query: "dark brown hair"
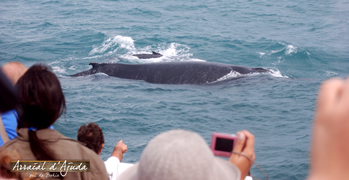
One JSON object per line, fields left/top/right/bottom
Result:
{"left": 77, "top": 123, "right": 105, "bottom": 154}
{"left": 16, "top": 64, "right": 66, "bottom": 160}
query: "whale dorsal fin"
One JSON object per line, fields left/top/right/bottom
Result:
{"left": 152, "top": 51, "right": 161, "bottom": 55}
{"left": 89, "top": 62, "right": 100, "bottom": 68}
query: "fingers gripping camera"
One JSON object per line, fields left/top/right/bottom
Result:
{"left": 210, "top": 132, "right": 238, "bottom": 157}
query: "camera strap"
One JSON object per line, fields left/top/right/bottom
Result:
{"left": 231, "top": 151, "right": 269, "bottom": 180}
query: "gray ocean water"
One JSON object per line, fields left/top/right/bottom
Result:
{"left": 1, "top": 0, "right": 349, "bottom": 179}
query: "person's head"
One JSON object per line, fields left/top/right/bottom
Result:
{"left": 77, "top": 123, "right": 105, "bottom": 155}
{"left": 16, "top": 64, "right": 66, "bottom": 160}
{"left": 1, "top": 62, "right": 28, "bottom": 85}
{"left": 118, "top": 129, "right": 240, "bottom": 180}
{"left": 17, "top": 64, "right": 66, "bottom": 129}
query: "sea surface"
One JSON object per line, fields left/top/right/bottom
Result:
{"left": 1, "top": 0, "right": 348, "bottom": 179}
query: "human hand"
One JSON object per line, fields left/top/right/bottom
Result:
{"left": 308, "top": 78, "right": 349, "bottom": 180}
{"left": 228, "top": 130, "right": 255, "bottom": 180}
{"left": 111, "top": 140, "right": 128, "bottom": 161}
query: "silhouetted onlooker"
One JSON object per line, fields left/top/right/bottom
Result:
{"left": 0, "top": 64, "right": 108, "bottom": 179}
{"left": 78, "top": 122, "right": 128, "bottom": 180}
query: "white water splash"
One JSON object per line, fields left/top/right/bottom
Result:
{"left": 83, "top": 55, "right": 104, "bottom": 59}
{"left": 88, "top": 35, "right": 205, "bottom": 63}
{"left": 269, "top": 68, "right": 288, "bottom": 78}
{"left": 89, "top": 35, "right": 136, "bottom": 55}
{"left": 51, "top": 66, "right": 66, "bottom": 73}
{"left": 119, "top": 42, "right": 205, "bottom": 63}
{"left": 49, "top": 56, "right": 83, "bottom": 74}
{"left": 216, "top": 71, "right": 242, "bottom": 82}
{"left": 285, "top": 44, "right": 297, "bottom": 55}
{"left": 48, "top": 61, "right": 66, "bottom": 73}
{"left": 215, "top": 68, "right": 288, "bottom": 82}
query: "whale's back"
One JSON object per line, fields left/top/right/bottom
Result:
{"left": 71, "top": 61, "right": 270, "bottom": 84}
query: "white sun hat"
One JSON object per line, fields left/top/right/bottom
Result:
{"left": 118, "top": 129, "right": 241, "bottom": 180}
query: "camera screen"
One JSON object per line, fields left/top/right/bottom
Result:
{"left": 214, "top": 137, "right": 234, "bottom": 152}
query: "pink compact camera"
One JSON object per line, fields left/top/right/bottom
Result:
{"left": 210, "top": 132, "right": 238, "bottom": 157}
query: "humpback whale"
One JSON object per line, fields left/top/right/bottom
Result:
{"left": 133, "top": 51, "right": 163, "bottom": 59}
{"left": 71, "top": 61, "right": 270, "bottom": 84}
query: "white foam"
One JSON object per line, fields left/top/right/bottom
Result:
{"left": 163, "top": 43, "right": 190, "bottom": 56}
{"left": 119, "top": 42, "right": 205, "bottom": 63}
{"left": 49, "top": 60, "right": 60, "bottom": 65}
{"left": 68, "top": 65, "right": 76, "bottom": 70}
{"left": 269, "top": 68, "right": 288, "bottom": 78}
{"left": 83, "top": 55, "right": 104, "bottom": 59}
{"left": 258, "top": 52, "right": 266, "bottom": 57}
{"left": 48, "top": 61, "right": 66, "bottom": 73}
{"left": 271, "top": 50, "right": 280, "bottom": 54}
{"left": 325, "top": 71, "right": 338, "bottom": 77}
{"left": 52, "top": 66, "right": 66, "bottom": 73}
{"left": 88, "top": 35, "right": 203, "bottom": 63}
{"left": 121, "top": 54, "right": 165, "bottom": 63}
{"left": 89, "top": 35, "right": 135, "bottom": 55}
{"left": 285, "top": 45, "right": 297, "bottom": 55}
{"left": 215, "top": 68, "right": 288, "bottom": 82}
{"left": 216, "top": 71, "right": 242, "bottom": 82}
{"left": 268, "top": 43, "right": 298, "bottom": 57}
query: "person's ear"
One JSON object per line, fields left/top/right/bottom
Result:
{"left": 98, "top": 143, "right": 104, "bottom": 156}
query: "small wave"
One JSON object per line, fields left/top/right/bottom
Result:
{"left": 269, "top": 43, "right": 298, "bottom": 56}
{"left": 259, "top": 42, "right": 302, "bottom": 58}
{"left": 325, "top": 71, "right": 338, "bottom": 77}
